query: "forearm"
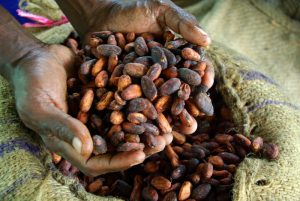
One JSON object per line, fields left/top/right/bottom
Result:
{"left": 0, "top": 6, "right": 43, "bottom": 81}
{"left": 55, "top": 0, "right": 103, "bottom": 37}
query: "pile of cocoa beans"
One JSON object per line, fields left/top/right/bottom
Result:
{"left": 52, "top": 31, "right": 279, "bottom": 201}
{"left": 66, "top": 31, "right": 214, "bottom": 154}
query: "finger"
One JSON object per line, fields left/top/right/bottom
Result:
{"left": 158, "top": 5, "right": 211, "bottom": 46}
{"left": 144, "top": 135, "right": 166, "bottom": 157}
{"left": 162, "top": 132, "right": 173, "bottom": 145}
{"left": 39, "top": 106, "right": 93, "bottom": 157}
{"left": 86, "top": 151, "right": 146, "bottom": 176}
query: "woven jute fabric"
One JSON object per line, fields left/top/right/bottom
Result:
{"left": 0, "top": 42, "right": 299, "bottom": 200}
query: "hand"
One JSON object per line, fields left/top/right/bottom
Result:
{"left": 84, "top": 0, "right": 211, "bottom": 46}
{"left": 12, "top": 44, "right": 145, "bottom": 176}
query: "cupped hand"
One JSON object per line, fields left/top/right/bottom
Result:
{"left": 86, "top": 0, "right": 211, "bottom": 46}
{"left": 12, "top": 44, "right": 145, "bottom": 176}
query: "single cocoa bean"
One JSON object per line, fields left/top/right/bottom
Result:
{"left": 182, "top": 48, "right": 201, "bottom": 61}
{"left": 108, "top": 54, "right": 119, "bottom": 73}
{"left": 263, "top": 143, "right": 279, "bottom": 160}
{"left": 156, "top": 113, "right": 172, "bottom": 134}
{"left": 142, "top": 123, "right": 160, "bottom": 136}
{"left": 208, "top": 156, "right": 224, "bottom": 168}
{"left": 178, "top": 68, "right": 201, "bottom": 86}
{"left": 95, "top": 70, "right": 109, "bottom": 88}
{"left": 193, "top": 92, "right": 214, "bottom": 116}
{"left": 134, "top": 56, "right": 153, "bottom": 66}
{"left": 96, "top": 91, "right": 114, "bottom": 110}
{"left": 110, "top": 131, "right": 125, "bottom": 146}
{"left": 115, "top": 33, "right": 126, "bottom": 49}
{"left": 135, "top": 36, "right": 149, "bottom": 56}
{"left": 155, "top": 95, "right": 172, "bottom": 113}
{"left": 126, "top": 32, "right": 136, "bottom": 43}
{"left": 127, "top": 113, "right": 147, "bottom": 124}
{"left": 234, "top": 134, "right": 252, "bottom": 148}
{"left": 251, "top": 137, "right": 264, "bottom": 153}
{"left": 162, "top": 67, "right": 178, "bottom": 79}
{"left": 122, "top": 122, "right": 145, "bottom": 135}
{"left": 130, "top": 175, "right": 142, "bottom": 201}
{"left": 163, "top": 191, "right": 178, "bottom": 201}
{"left": 110, "top": 111, "right": 125, "bottom": 125}
{"left": 143, "top": 99, "right": 158, "bottom": 120}
{"left": 214, "top": 134, "right": 234, "bottom": 144}
{"left": 151, "top": 46, "right": 168, "bottom": 69}
{"left": 185, "top": 100, "right": 201, "bottom": 117}
{"left": 191, "top": 184, "right": 211, "bottom": 200}
{"left": 142, "top": 186, "right": 158, "bottom": 201}
{"left": 107, "top": 34, "right": 117, "bottom": 45}
{"left": 124, "top": 63, "right": 148, "bottom": 78}
{"left": 96, "top": 44, "right": 122, "bottom": 57}
{"left": 165, "top": 39, "right": 187, "bottom": 49}
{"left": 128, "top": 98, "right": 149, "bottom": 113}
{"left": 172, "top": 131, "right": 186, "bottom": 145}
{"left": 80, "top": 89, "right": 94, "bottom": 112}
{"left": 141, "top": 76, "right": 158, "bottom": 101}
{"left": 171, "top": 165, "right": 186, "bottom": 180}
{"left": 147, "top": 63, "right": 162, "bottom": 81}
{"left": 118, "top": 75, "right": 132, "bottom": 91}
{"left": 171, "top": 98, "right": 185, "bottom": 116}
{"left": 93, "top": 135, "right": 107, "bottom": 155}
{"left": 160, "top": 78, "right": 181, "bottom": 96}
{"left": 151, "top": 176, "right": 172, "bottom": 190}
{"left": 178, "top": 181, "right": 192, "bottom": 201}
{"left": 92, "top": 56, "right": 107, "bottom": 76}
{"left": 121, "top": 84, "right": 142, "bottom": 100}
{"left": 125, "top": 134, "right": 140, "bottom": 143}
{"left": 117, "top": 142, "right": 145, "bottom": 152}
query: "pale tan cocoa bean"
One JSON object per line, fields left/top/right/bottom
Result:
{"left": 165, "top": 145, "right": 179, "bottom": 168}
{"left": 118, "top": 75, "right": 132, "bottom": 91}
{"left": 178, "top": 181, "right": 192, "bottom": 201}
{"left": 95, "top": 70, "right": 109, "bottom": 88}
{"left": 123, "top": 63, "right": 148, "bottom": 78}
{"left": 121, "top": 84, "right": 142, "bottom": 100}
{"left": 127, "top": 113, "right": 147, "bottom": 124}
{"left": 110, "top": 111, "right": 125, "bottom": 125}
{"left": 77, "top": 111, "right": 88, "bottom": 124}
{"left": 108, "top": 54, "right": 119, "bottom": 73}
{"left": 182, "top": 48, "right": 201, "bottom": 61}
{"left": 92, "top": 56, "right": 107, "bottom": 76}
{"left": 126, "top": 32, "right": 136, "bottom": 43}
{"left": 156, "top": 113, "right": 172, "bottom": 134}
{"left": 80, "top": 89, "right": 94, "bottom": 112}
{"left": 172, "top": 131, "right": 186, "bottom": 145}
{"left": 155, "top": 96, "right": 172, "bottom": 113}
{"left": 96, "top": 91, "right": 114, "bottom": 111}
{"left": 114, "top": 91, "right": 127, "bottom": 105}
{"left": 115, "top": 33, "right": 126, "bottom": 49}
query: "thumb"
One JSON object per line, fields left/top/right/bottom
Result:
{"left": 158, "top": 5, "right": 211, "bottom": 46}
{"left": 39, "top": 106, "right": 93, "bottom": 157}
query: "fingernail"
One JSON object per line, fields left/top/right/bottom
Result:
{"left": 72, "top": 137, "right": 82, "bottom": 154}
{"left": 194, "top": 26, "right": 211, "bottom": 45}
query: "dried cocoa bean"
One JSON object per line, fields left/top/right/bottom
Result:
{"left": 178, "top": 181, "right": 192, "bottom": 201}
{"left": 263, "top": 143, "right": 279, "bottom": 160}
{"left": 178, "top": 68, "right": 201, "bottom": 86}
{"left": 142, "top": 123, "right": 160, "bottom": 136}
{"left": 93, "top": 135, "right": 107, "bottom": 155}
{"left": 251, "top": 137, "right": 263, "bottom": 153}
{"left": 134, "top": 56, "right": 153, "bottom": 66}
{"left": 151, "top": 176, "right": 172, "bottom": 190}
{"left": 156, "top": 113, "right": 172, "bottom": 134}
{"left": 118, "top": 75, "right": 132, "bottom": 91}
{"left": 126, "top": 32, "right": 136, "bottom": 43}
{"left": 191, "top": 184, "right": 211, "bottom": 200}
{"left": 107, "top": 34, "right": 117, "bottom": 45}
{"left": 141, "top": 76, "right": 157, "bottom": 101}
{"left": 147, "top": 63, "right": 162, "bottom": 81}
{"left": 122, "top": 122, "right": 145, "bottom": 135}
{"left": 142, "top": 186, "right": 158, "bottom": 201}
{"left": 182, "top": 48, "right": 201, "bottom": 61}
{"left": 110, "top": 111, "right": 125, "bottom": 125}
{"left": 121, "top": 84, "right": 142, "bottom": 100}
{"left": 165, "top": 39, "right": 187, "bottom": 49}
{"left": 96, "top": 44, "right": 122, "bottom": 57}
{"left": 96, "top": 91, "right": 114, "bottom": 110}
{"left": 128, "top": 98, "right": 149, "bottom": 113}
{"left": 80, "top": 89, "right": 94, "bottom": 112}
{"left": 127, "top": 112, "right": 147, "bottom": 124}
{"left": 234, "top": 134, "right": 252, "bottom": 148}
{"left": 193, "top": 92, "right": 214, "bottom": 116}
{"left": 162, "top": 67, "right": 178, "bottom": 79}
{"left": 151, "top": 46, "right": 168, "bottom": 69}
{"left": 117, "top": 142, "right": 145, "bottom": 152}
{"left": 95, "top": 70, "right": 109, "bottom": 88}
{"left": 108, "top": 54, "right": 119, "bottom": 73}
{"left": 155, "top": 95, "right": 172, "bottom": 113}
{"left": 124, "top": 63, "right": 148, "bottom": 78}
{"left": 159, "top": 78, "right": 181, "bottom": 96}
{"left": 135, "top": 36, "right": 149, "bottom": 56}
{"left": 171, "top": 98, "right": 185, "bottom": 116}
{"left": 92, "top": 56, "right": 107, "bottom": 76}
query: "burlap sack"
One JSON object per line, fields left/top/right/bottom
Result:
{"left": 0, "top": 42, "right": 299, "bottom": 200}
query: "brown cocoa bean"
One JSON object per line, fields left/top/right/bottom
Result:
{"left": 79, "top": 59, "right": 94, "bottom": 84}
{"left": 151, "top": 46, "right": 168, "bottom": 69}
{"left": 160, "top": 78, "right": 181, "bottom": 96}
{"left": 154, "top": 78, "right": 165, "bottom": 88}
{"left": 177, "top": 84, "right": 191, "bottom": 101}
{"left": 162, "top": 67, "right": 178, "bottom": 79}
{"left": 171, "top": 98, "right": 185, "bottom": 116}
{"left": 147, "top": 63, "right": 162, "bottom": 81}
{"left": 95, "top": 70, "right": 109, "bottom": 88}
{"left": 118, "top": 75, "right": 132, "bottom": 91}
{"left": 110, "top": 131, "right": 125, "bottom": 146}
{"left": 134, "top": 56, "right": 153, "bottom": 66}
{"left": 96, "top": 44, "right": 122, "bottom": 57}
{"left": 77, "top": 111, "right": 88, "bottom": 124}
{"left": 172, "top": 131, "right": 186, "bottom": 145}
{"left": 165, "top": 145, "right": 179, "bottom": 168}
{"left": 165, "top": 39, "right": 187, "bottom": 49}
{"left": 263, "top": 143, "right": 279, "bottom": 160}
{"left": 92, "top": 56, "right": 107, "bottom": 76}
{"left": 51, "top": 153, "right": 62, "bottom": 164}
{"left": 90, "top": 114, "right": 103, "bottom": 130}
{"left": 96, "top": 88, "right": 108, "bottom": 99}
{"left": 163, "top": 31, "right": 175, "bottom": 43}
{"left": 212, "top": 170, "right": 231, "bottom": 179}
{"left": 163, "top": 191, "right": 177, "bottom": 201}
{"left": 141, "top": 76, "right": 157, "bottom": 101}
{"left": 151, "top": 176, "right": 172, "bottom": 190}
{"left": 124, "top": 43, "right": 136, "bottom": 53}
{"left": 93, "top": 135, "right": 107, "bottom": 155}
{"left": 143, "top": 100, "right": 158, "bottom": 120}
{"left": 193, "top": 92, "right": 214, "bottom": 116}
{"left": 144, "top": 161, "right": 160, "bottom": 173}
{"left": 142, "top": 123, "right": 160, "bottom": 136}
{"left": 122, "top": 122, "right": 145, "bottom": 135}
{"left": 155, "top": 95, "right": 172, "bottom": 113}
{"left": 141, "top": 33, "right": 155, "bottom": 42}
{"left": 178, "top": 68, "right": 201, "bottom": 86}
{"left": 143, "top": 133, "right": 158, "bottom": 148}
{"left": 107, "top": 34, "right": 117, "bottom": 45}
{"left": 115, "top": 33, "right": 126, "bottom": 49}
{"left": 117, "top": 142, "right": 145, "bottom": 152}
{"left": 208, "top": 156, "right": 224, "bottom": 168}
{"left": 121, "top": 84, "right": 142, "bottom": 100}
{"left": 88, "top": 37, "right": 102, "bottom": 48}
{"left": 125, "top": 134, "right": 140, "bottom": 143}
{"left": 130, "top": 175, "right": 142, "bottom": 201}
{"left": 107, "top": 54, "right": 119, "bottom": 73}
{"left": 126, "top": 32, "right": 136, "bottom": 43}
{"left": 201, "top": 60, "right": 215, "bottom": 90}
{"left": 87, "top": 179, "right": 103, "bottom": 193}
{"left": 110, "top": 64, "right": 124, "bottom": 85}
{"left": 162, "top": 48, "right": 177, "bottom": 67}
{"left": 171, "top": 165, "right": 186, "bottom": 180}
{"left": 181, "top": 48, "right": 201, "bottom": 61}
{"left": 135, "top": 36, "right": 149, "bottom": 56}
{"left": 128, "top": 98, "right": 149, "bottom": 113}
{"left": 80, "top": 89, "right": 94, "bottom": 112}
{"left": 124, "top": 63, "right": 148, "bottom": 78}
{"left": 96, "top": 91, "right": 114, "bottom": 110}
{"left": 178, "top": 181, "right": 192, "bottom": 201}
{"left": 142, "top": 186, "right": 158, "bottom": 201}
{"left": 108, "top": 100, "right": 123, "bottom": 111}
{"left": 251, "top": 137, "right": 264, "bottom": 153}
{"left": 179, "top": 109, "right": 193, "bottom": 127}
{"left": 107, "top": 124, "right": 122, "bottom": 138}
{"left": 127, "top": 113, "right": 147, "bottom": 124}
{"left": 156, "top": 113, "right": 172, "bottom": 134}
{"left": 234, "top": 134, "right": 252, "bottom": 148}
{"left": 114, "top": 91, "right": 127, "bottom": 105}
{"left": 147, "top": 41, "right": 163, "bottom": 49}
{"left": 218, "top": 152, "right": 240, "bottom": 164}
{"left": 92, "top": 31, "right": 113, "bottom": 39}
{"left": 214, "top": 134, "right": 234, "bottom": 144}
{"left": 191, "top": 184, "right": 211, "bottom": 200}
{"left": 185, "top": 100, "right": 201, "bottom": 117}
{"left": 110, "top": 111, "right": 125, "bottom": 125}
